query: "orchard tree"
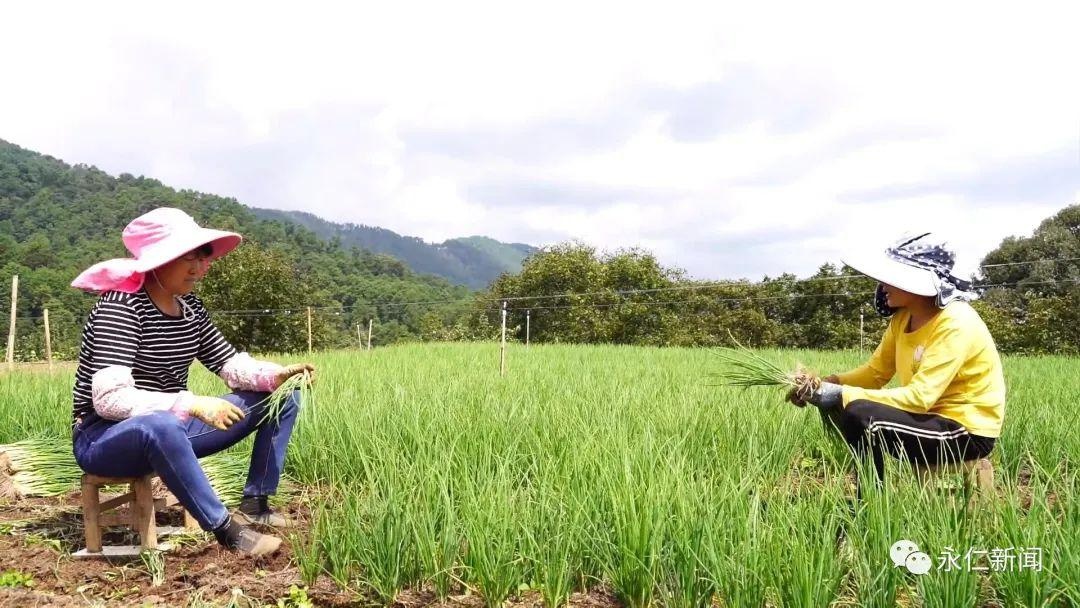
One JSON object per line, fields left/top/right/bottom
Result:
{"left": 198, "top": 242, "right": 326, "bottom": 353}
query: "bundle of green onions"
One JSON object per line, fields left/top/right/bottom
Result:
{"left": 199, "top": 451, "right": 249, "bottom": 507}
{"left": 0, "top": 437, "right": 83, "bottom": 498}
{"left": 0, "top": 437, "right": 249, "bottom": 504}
{"left": 259, "top": 369, "right": 314, "bottom": 426}
{"left": 712, "top": 336, "right": 820, "bottom": 403}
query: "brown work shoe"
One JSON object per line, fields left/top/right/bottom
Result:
{"left": 233, "top": 508, "right": 294, "bottom": 528}
{"left": 231, "top": 526, "right": 282, "bottom": 556}
{"left": 234, "top": 495, "right": 294, "bottom": 528}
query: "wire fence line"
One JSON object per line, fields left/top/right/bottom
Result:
{"left": 7, "top": 271, "right": 1080, "bottom": 323}
{"left": 200, "top": 255, "right": 1080, "bottom": 315}
{"left": 4, "top": 274, "right": 1078, "bottom": 366}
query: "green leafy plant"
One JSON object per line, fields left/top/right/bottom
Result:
{"left": 0, "top": 569, "right": 34, "bottom": 589}
{"left": 274, "top": 585, "right": 314, "bottom": 608}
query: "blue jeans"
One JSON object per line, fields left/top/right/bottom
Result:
{"left": 72, "top": 390, "right": 301, "bottom": 531}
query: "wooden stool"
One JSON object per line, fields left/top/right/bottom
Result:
{"left": 914, "top": 458, "right": 995, "bottom": 493}
{"left": 75, "top": 473, "right": 198, "bottom": 558}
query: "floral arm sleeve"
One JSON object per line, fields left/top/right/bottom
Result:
{"left": 218, "top": 353, "right": 284, "bottom": 392}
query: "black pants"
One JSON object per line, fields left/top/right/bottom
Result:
{"left": 821, "top": 399, "right": 995, "bottom": 481}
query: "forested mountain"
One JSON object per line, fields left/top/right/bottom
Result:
{"left": 251, "top": 208, "right": 536, "bottom": 288}
{"left": 0, "top": 139, "right": 475, "bottom": 357}
{"left": 2, "top": 137, "right": 1075, "bottom": 359}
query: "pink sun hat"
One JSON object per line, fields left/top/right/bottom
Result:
{"left": 71, "top": 207, "right": 242, "bottom": 293}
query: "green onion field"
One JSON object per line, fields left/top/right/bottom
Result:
{"left": 2, "top": 343, "right": 1077, "bottom": 606}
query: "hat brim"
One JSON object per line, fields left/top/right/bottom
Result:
{"left": 69, "top": 230, "right": 242, "bottom": 293}
{"left": 133, "top": 229, "right": 243, "bottom": 272}
{"left": 841, "top": 250, "right": 938, "bottom": 297}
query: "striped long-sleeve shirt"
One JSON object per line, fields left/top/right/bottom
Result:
{"left": 72, "top": 289, "right": 255, "bottom": 427}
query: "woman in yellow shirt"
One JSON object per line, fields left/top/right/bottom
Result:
{"left": 791, "top": 233, "right": 1006, "bottom": 481}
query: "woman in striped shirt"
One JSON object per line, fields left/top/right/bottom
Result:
{"left": 71, "top": 208, "right": 315, "bottom": 556}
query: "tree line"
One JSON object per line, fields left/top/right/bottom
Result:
{"left": 464, "top": 204, "right": 1079, "bottom": 355}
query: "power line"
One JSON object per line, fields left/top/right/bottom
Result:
{"left": 7, "top": 257, "right": 1079, "bottom": 321}
{"left": 511, "top": 291, "right": 870, "bottom": 313}
{"left": 192, "top": 277, "right": 1080, "bottom": 318}
{"left": 207, "top": 262, "right": 1080, "bottom": 316}
{"left": 507, "top": 278, "right": 1080, "bottom": 313}
{"left": 10, "top": 276, "right": 1079, "bottom": 322}
{"left": 211, "top": 297, "right": 478, "bottom": 316}
{"left": 204, "top": 276, "right": 864, "bottom": 316}
{"left": 979, "top": 256, "right": 1080, "bottom": 268}
{"left": 204, "top": 276, "right": 851, "bottom": 315}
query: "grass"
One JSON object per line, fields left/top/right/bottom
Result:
{"left": 1, "top": 342, "right": 1077, "bottom": 606}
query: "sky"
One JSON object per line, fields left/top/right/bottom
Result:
{"left": 1, "top": 1, "right": 1078, "bottom": 280}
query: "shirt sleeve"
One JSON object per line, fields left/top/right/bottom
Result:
{"left": 87, "top": 297, "right": 142, "bottom": 369}
{"left": 835, "top": 317, "right": 898, "bottom": 389}
{"left": 191, "top": 295, "right": 239, "bottom": 375}
{"left": 842, "top": 319, "right": 972, "bottom": 413}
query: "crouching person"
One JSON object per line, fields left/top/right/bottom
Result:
{"left": 790, "top": 233, "right": 1005, "bottom": 484}
{"left": 70, "top": 207, "right": 315, "bottom": 556}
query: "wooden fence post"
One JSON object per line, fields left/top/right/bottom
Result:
{"left": 44, "top": 308, "right": 53, "bottom": 371}
{"left": 499, "top": 301, "right": 507, "bottom": 376}
{"left": 5, "top": 275, "right": 17, "bottom": 372}
{"left": 859, "top": 313, "right": 865, "bottom": 354}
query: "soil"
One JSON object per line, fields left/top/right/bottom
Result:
{"left": 0, "top": 493, "right": 352, "bottom": 607}
{"left": 0, "top": 492, "right": 624, "bottom": 608}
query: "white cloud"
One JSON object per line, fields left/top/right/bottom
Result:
{"left": 1, "top": 0, "right": 1077, "bottom": 281}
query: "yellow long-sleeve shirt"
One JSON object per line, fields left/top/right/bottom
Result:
{"left": 837, "top": 302, "right": 1006, "bottom": 438}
